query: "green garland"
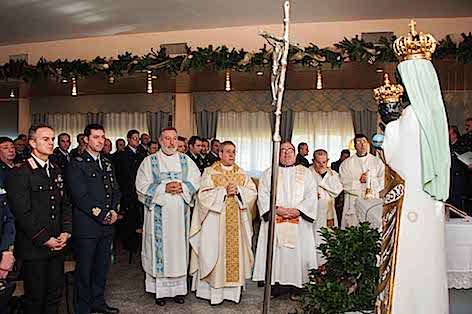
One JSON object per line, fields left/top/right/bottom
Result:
{"left": 1, "top": 33, "right": 471, "bottom": 83}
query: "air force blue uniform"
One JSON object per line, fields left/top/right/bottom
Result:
{"left": 65, "top": 150, "right": 120, "bottom": 314}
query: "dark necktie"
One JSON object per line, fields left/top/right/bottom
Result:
{"left": 96, "top": 158, "right": 102, "bottom": 170}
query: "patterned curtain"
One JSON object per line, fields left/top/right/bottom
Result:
{"left": 31, "top": 113, "right": 49, "bottom": 125}
{"left": 86, "top": 112, "right": 104, "bottom": 125}
{"left": 147, "top": 112, "right": 170, "bottom": 141}
{"left": 351, "top": 110, "right": 378, "bottom": 142}
{"left": 196, "top": 111, "right": 218, "bottom": 139}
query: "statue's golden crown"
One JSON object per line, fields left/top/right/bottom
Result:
{"left": 393, "top": 20, "right": 437, "bottom": 61}
{"left": 373, "top": 73, "right": 404, "bottom": 103}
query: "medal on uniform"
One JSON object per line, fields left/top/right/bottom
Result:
{"left": 92, "top": 207, "right": 101, "bottom": 217}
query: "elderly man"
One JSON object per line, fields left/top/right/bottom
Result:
{"left": 189, "top": 141, "right": 257, "bottom": 305}
{"left": 136, "top": 127, "right": 200, "bottom": 306}
{"left": 0, "top": 137, "right": 16, "bottom": 175}
{"left": 309, "top": 149, "right": 343, "bottom": 265}
{"left": 339, "top": 134, "right": 384, "bottom": 227}
{"left": 50, "top": 133, "right": 71, "bottom": 170}
{"left": 7, "top": 124, "right": 72, "bottom": 314}
{"left": 253, "top": 141, "right": 317, "bottom": 300}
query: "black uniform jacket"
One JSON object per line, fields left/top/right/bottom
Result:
{"left": 65, "top": 151, "right": 120, "bottom": 238}
{"left": 6, "top": 157, "right": 72, "bottom": 260}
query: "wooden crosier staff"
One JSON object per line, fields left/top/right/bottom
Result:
{"left": 260, "top": 2, "right": 290, "bottom": 313}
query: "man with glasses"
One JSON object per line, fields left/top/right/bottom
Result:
{"left": 189, "top": 141, "right": 257, "bottom": 305}
{"left": 114, "top": 130, "right": 145, "bottom": 256}
{"left": 253, "top": 142, "right": 318, "bottom": 301}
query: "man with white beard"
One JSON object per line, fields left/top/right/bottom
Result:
{"left": 309, "top": 149, "right": 343, "bottom": 265}
{"left": 253, "top": 141, "right": 318, "bottom": 300}
{"left": 136, "top": 127, "right": 201, "bottom": 306}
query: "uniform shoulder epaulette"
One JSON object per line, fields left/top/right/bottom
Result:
{"left": 27, "top": 158, "right": 38, "bottom": 170}
{"left": 75, "top": 156, "right": 83, "bottom": 161}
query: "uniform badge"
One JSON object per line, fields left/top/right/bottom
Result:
{"left": 27, "top": 158, "right": 38, "bottom": 170}
{"left": 106, "top": 163, "right": 112, "bottom": 173}
{"left": 92, "top": 207, "right": 102, "bottom": 217}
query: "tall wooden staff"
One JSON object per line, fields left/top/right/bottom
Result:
{"left": 260, "top": 2, "right": 290, "bottom": 313}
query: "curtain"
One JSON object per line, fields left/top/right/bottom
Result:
{"left": 32, "top": 113, "right": 49, "bottom": 125}
{"left": 196, "top": 111, "right": 218, "bottom": 139}
{"left": 216, "top": 112, "right": 272, "bottom": 178}
{"left": 351, "top": 110, "right": 378, "bottom": 142}
{"left": 103, "top": 112, "right": 149, "bottom": 153}
{"left": 292, "top": 111, "right": 355, "bottom": 165}
{"left": 147, "top": 112, "right": 170, "bottom": 141}
{"left": 270, "top": 110, "right": 294, "bottom": 142}
{"left": 47, "top": 113, "right": 87, "bottom": 149}
{"left": 86, "top": 112, "right": 104, "bottom": 125}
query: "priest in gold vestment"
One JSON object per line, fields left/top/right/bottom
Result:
{"left": 190, "top": 141, "right": 257, "bottom": 304}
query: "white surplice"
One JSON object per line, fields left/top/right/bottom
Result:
{"left": 136, "top": 150, "right": 200, "bottom": 299}
{"left": 252, "top": 165, "right": 318, "bottom": 288}
{"left": 383, "top": 105, "right": 448, "bottom": 314}
{"left": 189, "top": 162, "right": 257, "bottom": 304}
{"left": 309, "top": 167, "right": 343, "bottom": 265}
{"left": 339, "top": 154, "right": 385, "bottom": 228}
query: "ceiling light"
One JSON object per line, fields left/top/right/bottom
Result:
{"left": 225, "top": 69, "right": 231, "bottom": 92}
{"left": 376, "top": 68, "right": 384, "bottom": 73}
{"left": 71, "top": 77, "right": 78, "bottom": 96}
{"left": 256, "top": 71, "right": 264, "bottom": 76}
{"left": 316, "top": 69, "right": 322, "bottom": 90}
{"left": 9, "top": 89, "right": 15, "bottom": 98}
{"left": 147, "top": 70, "right": 153, "bottom": 94}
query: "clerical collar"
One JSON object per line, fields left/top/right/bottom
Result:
{"left": 221, "top": 163, "right": 234, "bottom": 171}
{"left": 279, "top": 163, "right": 296, "bottom": 168}
{"left": 128, "top": 145, "right": 137, "bottom": 154}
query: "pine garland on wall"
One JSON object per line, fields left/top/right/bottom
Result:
{"left": 1, "top": 33, "right": 471, "bottom": 83}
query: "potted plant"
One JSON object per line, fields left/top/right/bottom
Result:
{"left": 299, "top": 222, "right": 380, "bottom": 314}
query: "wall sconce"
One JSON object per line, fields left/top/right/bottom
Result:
{"left": 225, "top": 69, "right": 231, "bottom": 92}
{"left": 9, "top": 88, "right": 15, "bottom": 98}
{"left": 71, "top": 77, "right": 78, "bottom": 96}
{"left": 147, "top": 70, "right": 153, "bottom": 94}
{"left": 316, "top": 68, "right": 322, "bottom": 90}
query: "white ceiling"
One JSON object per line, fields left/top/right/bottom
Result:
{"left": 1, "top": 0, "right": 472, "bottom": 46}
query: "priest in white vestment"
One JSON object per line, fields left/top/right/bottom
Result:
{"left": 253, "top": 142, "right": 318, "bottom": 300}
{"left": 135, "top": 127, "right": 201, "bottom": 306}
{"left": 309, "top": 149, "right": 343, "bottom": 265}
{"left": 339, "top": 134, "right": 385, "bottom": 227}
{"left": 376, "top": 24, "right": 450, "bottom": 314}
{"left": 189, "top": 141, "right": 257, "bottom": 304}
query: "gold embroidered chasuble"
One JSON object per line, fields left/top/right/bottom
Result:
{"left": 189, "top": 161, "right": 257, "bottom": 289}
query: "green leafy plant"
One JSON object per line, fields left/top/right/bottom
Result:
{"left": 299, "top": 222, "right": 380, "bottom": 314}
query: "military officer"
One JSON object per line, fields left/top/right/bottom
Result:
{"left": 114, "top": 129, "right": 143, "bottom": 254}
{"left": 186, "top": 136, "right": 205, "bottom": 173}
{"left": 50, "top": 133, "right": 71, "bottom": 170}
{"left": 65, "top": 124, "right": 120, "bottom": 314}
{"left": 6, "top": 124, "right": 72, "bottom": 314}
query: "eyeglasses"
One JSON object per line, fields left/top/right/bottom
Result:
{"left": 280, "top": 148, "right": 295, "bottom": 154}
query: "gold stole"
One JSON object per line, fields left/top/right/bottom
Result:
{"left": 376, "top": 161, "right": 405, "bottom": 314}
{"left": 210, "top": 161, "right": 246, "bottom": 283}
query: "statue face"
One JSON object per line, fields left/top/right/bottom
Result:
{"left": 379, "top": 101, "right": 403, "bottom": 125}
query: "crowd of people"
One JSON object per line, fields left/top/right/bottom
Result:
{"left": 0, "top": 117, "right": 470, "bottom": 313}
